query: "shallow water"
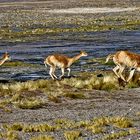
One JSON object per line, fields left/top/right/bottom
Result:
{"left": 0, "top": 30, "right": 140, "bottom": 82}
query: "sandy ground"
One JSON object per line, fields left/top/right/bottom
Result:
{"left": 48, "top": 7, "right": 139, "bottom": 14}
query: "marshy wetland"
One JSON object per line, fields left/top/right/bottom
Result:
{"left": 0, "top": 0, "right": 140, "bottom": 139}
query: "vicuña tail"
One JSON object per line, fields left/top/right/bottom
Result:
{"left": 105, "top": 54, "right": 114, "bottom": 63}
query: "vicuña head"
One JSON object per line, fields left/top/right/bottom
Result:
{"left": 44, "top": 51, "right": 88, "bottom": 80}
{"left": 0, "top": 52, "right": 10, "bottom": 66}
{"left": 105, "top": 50, "right": 140, "bottom": 82}
{"left": 80, "top": 51, "right": 88, "bottom": 57}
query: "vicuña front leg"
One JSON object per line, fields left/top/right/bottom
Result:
{"left": 49, "top": 67, "right": 55, "bottom": 80}
{"left": 118, "top": 66, "right": 126, "bottom": 81}
{"left": 52, "top": 67, "right": 58, "bottom": 79}
{"left": 127, "top": 68, "right": 135, "bottom": 82}
{"left": 60, "top": 68, "right": 65, "bottom": 79}
{"left": 67, "top": 68, "right": 71, "bottom": 77}
{"left": 113, "top": 65, "right": 120, "bottom": 78}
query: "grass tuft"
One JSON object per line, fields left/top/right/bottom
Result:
{"left": 93, "top": 116, "right": 133, "bottom": 128}
{"left": 102, "top": 131, "right": 128, "bottom": 140}
{"left": 64, "top": 92, "right": 86, "bottom": 99}
{"left": 13, "top": 98, "right": 44, "bottom": 109}
{"left": 30, "top": 135, "right": 54, "bottom": 140}
{"left": 64, "top": 130, "right": 82, "bottom": 140}
{"left": 1, "top": 116, "right": 136, "bottom": 140}
{"left": 4, "top": 122, "right": 57, "bottom": 133}
{"left": 55, "top": 119, "right": 76, "bottom": 129}
{"left": 111, "top": 116, "right": 133, "bottom": 128}
{"left": 48, "top": 95, "right": 62, "bottom": 103}
{"left": 128, "top": 128, "right": 138, "bottom": 134}
{"left": 87, "top": 125, "right": 104, "bottom": 134}
{"left": 0, "top": 131, "right": 19, "bottom": 140}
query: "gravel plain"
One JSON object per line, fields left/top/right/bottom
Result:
{"left": 0, "top": 0, "right": 140, "bottom": 139}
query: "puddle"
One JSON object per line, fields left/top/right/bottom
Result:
{"left": 11, "top": 73, "right": 47, "bottom": 82}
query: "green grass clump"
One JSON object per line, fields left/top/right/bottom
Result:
{"left": 30, "top": 135, "right": 54, "bottom": 140}
{"left": 112, "top": 117, "right": 133, "bottom": 128}
{"left": 75, "top": 121, "right": 90, "bottom": 128}
{"left": 64, "top": 130, "right": 82, "bottom": 140}
{"left": 48, "top": 95, "right": 62, "bottom": 103}
{"left": 13, "top": 98, "right": 44, "bottom": 109}
{"left": 128, "top": 128, "right": 138, "bottom": 134}
{"left": 55, "top": 119, "right": 90, "bottom": 130}
{"left": 93, "top": 116, "right": 133, "bottom": 128}
{"left": 61, "top": 76, "right": 99, "bottom": 90}
{"left": 4, "top": 123, "right": 23, "bottom": 131}
{"left": 87, "top": 125, "right": 104, "bottom": 134}
{"left": 102, "top": 130, "right": 130, "bottom": 140}
{"left": 55, "top": 119, "right": 76, "bottom": 130}
{"left": 101, "top": 83, "right": 118, "bottom": 91}
{"left": 0, "top": 131, "right": 19, "bottom": 140}
{"left": 23, "top": 123, "right": 56, "bottom": 132}
{"left": 0, "top": 99, "right": 12, "bottom": 112}
{"left": 64, "top": 92, "right": 86, "bottom": 99}
{"left": 61, "top": 73, "right": 119, "bottom": 91}
{"left": 0, "top": 79, "right": 53, "bottom": 95}
{"left": 126, "top": 81, "right": 139, "bottom": 88}
{"left": 5, "top": 122, "right": 56, "bottom": 132}
{"left": 2, "top": 116, "right": 136, "bottom": 140}
{"left": 0, "top": 70, "right": 139, "bottom": 97}
{"left": 93, "top": 117, "right": 109, "bottom": 127}
{"left": 0, "top": 91, "right": 45, "bottom": 110}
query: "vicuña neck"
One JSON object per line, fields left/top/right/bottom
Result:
{"left": 68, "top": 53, "right": 82, "bottom": 66}
{"left": 72, "top": 53, "right": 82, "bottom": 61}
{"left": 0, "top": 58, "right": 7, "bottom": 66}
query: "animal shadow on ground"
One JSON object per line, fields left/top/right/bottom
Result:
{"left": 97, "top": 73, "right": 104, "bottom": 77}
{"left": 118, "top": 78, "right": 127, "bottom": 87}
{"left": 56, "top": 75, "right": 77, "bottom": 81}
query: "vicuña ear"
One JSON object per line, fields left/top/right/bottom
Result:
{"left": 3, "top": 52, "right": 9, "bottom": 58}
{"left": 4, "top": 52, "right": 8, "bottom": 55}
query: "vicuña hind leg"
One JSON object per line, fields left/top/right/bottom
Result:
{"left": 52, "top": 67, "right": 57, "bottom": 79}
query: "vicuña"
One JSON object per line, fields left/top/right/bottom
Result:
{"left": 44, "top": 51, "right": 88, "bottom": 80}
{"left": 0, "top": 52, "right": 10, "bottom": 66}
{"left": 105, "top": 51, "right": 140, "bottom": 82}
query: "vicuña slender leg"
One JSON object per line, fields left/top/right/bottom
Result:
{"left": 49, "top": 67, "right": 55, "bottom": 80}
{"left": 67, "top": 68, "right": 71, "bottom": 77}
{"left": 60, "top": 68, "right": 65, "bottom": 79}
{"left": 127, "top": 68, "right": 135, "bottom": 82}
{"left": 118, "top": 66, "right": 126, "bottom": 81}
{"left": 44, "top": 63, "right": 47, "bottom": 68}
{"left": 113, "top": 65, "right": 120, "bottom": 78}
{"left": 52, "top": 67, "right": 57, "bottom": 79}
